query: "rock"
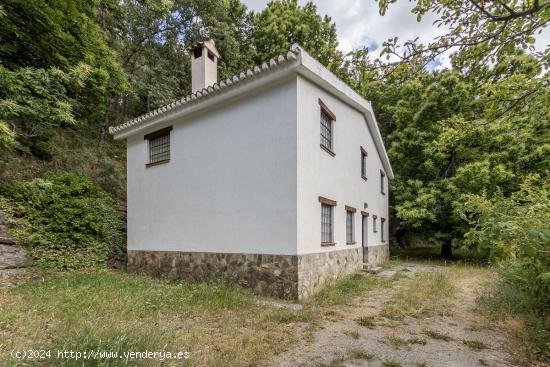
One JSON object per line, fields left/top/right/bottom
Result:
{"left": 0, "top": 244, "right": 31, "bottom": 270}
{"left": 0, "top": 237, "right": 16, "bottom": 245}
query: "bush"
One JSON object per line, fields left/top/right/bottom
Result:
{"left": 461, "top": 174, "right": 550, "bottom": 360}
{"left": 2, "top": 171, "right": 123, "bottom": 270}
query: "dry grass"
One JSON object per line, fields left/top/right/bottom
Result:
{"left": 381, "top": 270, "right": 456, "bottom": 320}
{"left": 0, "top": 270, "right": 309, "bottom": 366}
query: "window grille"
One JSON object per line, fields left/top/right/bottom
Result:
{"left": 381, "top": 218, "right": 386, "bottom": 242}
{"left": 380, "top": 170, "right": 386, "bottom": 194}
{"left": 361, "top": 147, "right": 367, "bottom": 178}
{"left": 373, "top": 215, "right": 378, "bottom": 233}
{"left": 346, "top": 210, "right": 354, "bottom": 243}
{"left": 144, "top": 126, "right": 172, "bottom": 165}
{"left": 321, "top": 204, "right": 333, "bottom": 243}
{"left": 320, "top": 109, "right": 333, "bottom": 150}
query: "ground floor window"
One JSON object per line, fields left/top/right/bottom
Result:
{"left": 381, "top": 217, "right": 386, "bottom": 242}
{"left": 346, "top": 210, "right": 354, "bottom": 243}
{"left": 321, "top": 204, "right": 333, "bottom": 244}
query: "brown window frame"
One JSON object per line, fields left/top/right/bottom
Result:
{"left": 361, "top": 147, "right": 368, "bottom": 180}
{"left": 380, "top": 170, "right": 386, "bottom": 195}
{"left": 320, "top": 196, "right": 336, "bottom": 246}
{"left": 144, "top": 126, "right": 172, "bottom": 167}
{"left": 381, "top": 217, "right": 386, "bottom": 242}
{"left": 319, "top": 99, "right": 336, "bottom": 156}
{"left": 345, "top": 205, "right": 356, "bottom": 245}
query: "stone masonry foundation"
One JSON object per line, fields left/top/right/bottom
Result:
{"left": 127, "top": 247, "right": 368, "bottom": 301}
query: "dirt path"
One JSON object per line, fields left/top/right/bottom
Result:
{"left": 273, "top": 262, "right": 516, "bottom": 367}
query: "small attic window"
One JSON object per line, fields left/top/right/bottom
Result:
{"left": 193, "top": 47, "right": 202, "bottom": 59}
{"left": 207, "top": 50, "right": 215, "bottom": 61}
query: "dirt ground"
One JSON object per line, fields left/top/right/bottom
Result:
{"left": 272, "top": 262, "right": 517, "bottom": 367}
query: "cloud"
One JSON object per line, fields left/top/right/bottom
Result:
{"left": 242, "top": 0, "right": 549, "bottom": 70}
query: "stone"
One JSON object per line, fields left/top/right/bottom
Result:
{"left": 0, "top": 244, "right": 31, "bottom": 270}
{"left": 127, "top": 247, "right": 367, "bottom": 302}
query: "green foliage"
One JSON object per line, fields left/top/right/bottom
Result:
{"left": 463, "top": 175, "right": 550, "bottom": 313}
{"left": 2, "top": 172, "right": 123, "bottom": 270}
{"left": 252, "top": 0, "right": 342, "bottom": 71}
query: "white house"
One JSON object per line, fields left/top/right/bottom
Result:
{"left": 110, "top": 41, "right": 393, "bottom": 301}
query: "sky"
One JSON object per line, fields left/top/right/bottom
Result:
{"left": 242, "top": 0, "right": 550, "bottom": 70}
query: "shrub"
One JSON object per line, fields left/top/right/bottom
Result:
{"left": 2, "top": 171, "right": 123, "bottom": 270}
{"left": 461, "top": 174, "right": 550, "bottom": 360}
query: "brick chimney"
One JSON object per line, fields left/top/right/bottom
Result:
{"left": 188, "top": 40, "right": 220, "bottom": 93}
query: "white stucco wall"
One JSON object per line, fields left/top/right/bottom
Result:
{"left": 296, "top": 76, "right": 389, "bottom": 255}
{"left": 127, "top": 77, "right": 298, "bottom": 255}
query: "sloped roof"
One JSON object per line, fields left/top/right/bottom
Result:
{"left": 109, "top": 44, "right": 394, "bottom": 179}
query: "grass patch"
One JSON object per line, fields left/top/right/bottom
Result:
{"left": 343, "top": 330, "right": 360, "bottom": 339}
{"left": 462, "top": 339, "right": 488, "bottom": 351}
{"left": 350, "top": 348, "right": 374, "bottom": 360}
{"left": 381, "top": 271, "right": 456, "bottom": 320}
{"left": 356, "top": 316, "right": 376, "bottom": 328}
{"left": 382, "top": 335, "right": 410, "bottom": 350}
{"left": 423, "top": 329, "right": 453, "bottom": 342}
{"left": 407, "top": 337, "right": 427, "bottom": 345}
{"left": 0, "top": 270, "right": 304, "bottom": 366}
{"left": 311, "top": 273, "right": 388, "bottom": 306}
{"left": 382, "top": 358, "right": 402, "bottom": 367}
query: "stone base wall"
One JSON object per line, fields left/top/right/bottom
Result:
{"left": 298, "top": 247, "right": 362, "bottom": 301}
{"left": 366, "top": 244, "right": 390, "bottom": 267}
{"left": 128, "top": 251, "right": 298, "bottom": 299}
{"left": 127, "top": 247, "right": 364, "bottom": 301}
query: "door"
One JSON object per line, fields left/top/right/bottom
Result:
{"left": 362, "top": 215, "right": 368, "bottom": 263}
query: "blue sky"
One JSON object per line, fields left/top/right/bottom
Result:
{"left": 242, "top": 0, "right": 550, "bottom": 70}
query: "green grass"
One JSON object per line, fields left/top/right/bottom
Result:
{"left": 356, "top": 316, "right": 376, "bottom": 328}
{"left": 381, "top": 271, "right": 456, "bottom": 320}
{"left": 382, "top": 358, "right": 402, "bottom": 367}
{"left": 311, "top": 273, "right": 388, "bottom": 306}
{"left": 423, "top": 329, "right": 453, "bottom": 342}
{"left": 0, "top": 270, "right": 308, "bottom": 366}
{"left": 350, "top": 348, "right": 375, "bottom": 360}
{"left": 462, "top": 339, "right": 488, "bottom": 351}
{"left": 383, "top": 336, "right": 410, "bottom": 349}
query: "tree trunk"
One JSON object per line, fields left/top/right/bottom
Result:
{"left": 441, "top": 239, "right": 453, "bottom": 259}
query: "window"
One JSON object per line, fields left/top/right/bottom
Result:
{"left": 381, "top": 218, "right": 386, "bottom": 242}
{"left": 144, "top": 126, "right": 172, "bottom": 166}
{"left": 319, "top": 99, "right": 336, "bottom": 155}
{"left": 373, "top": 215, "right": 378, "bottom": 233}
{"left": 380, "top": 170, "right": 386, "bottom": 195}
{"left": 319, "top": 196, "right": 336, "bottom": 245}
{"left": 345, "top": 206, "right": 356, "bottom": 244}
{"left": 193, "top": 47, "right": 202, "bottom": 59}
{"left": 361, "top": 147, "right": 368, "bottom": 179}
{"left": 321, "top": 204, "right": 333, "bottom": 244}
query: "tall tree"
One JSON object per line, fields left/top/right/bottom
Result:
{"left": 252, "top": 0, "right": 343, "bottom": 71}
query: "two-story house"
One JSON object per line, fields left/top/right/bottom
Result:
{"left": 110, "top": 41, "right": 393, "bottom": 301}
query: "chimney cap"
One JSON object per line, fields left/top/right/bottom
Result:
{"left": 187, "top": 39, "right": 221, "bottom": 59}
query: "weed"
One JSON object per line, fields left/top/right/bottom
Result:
{"left": 382, "top": 358, "right": 402, "bottom": 367}
{"left": 408, "top": 337, "right": 427, "bottom": 345}
{"left": 343, "top": 330, "right": 360, "bottom": 339}
{"left": 462, "top": 339, "right": 488, "bottom": 351}
{"left": 423, "top": 329, "right": 453, "bottom": 342}
{"left": 350, "top": 348, "right": 375, "bottom": 360}
{"left": 383, "top": 335, "right": 409, "bottom": 349}
{"left": 311, "top": 273, "right": 388, "bottom": 306}
{"left": 356, "top": 316, "right": 376, "bottom": 328}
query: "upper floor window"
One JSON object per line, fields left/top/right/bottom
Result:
{"left": 319, "top": 99, "right": 336, "bottom": 156}
{"left": 345, "top": 206, "right": 356, "bottom": 244}
{"left": 361, "top": 147, "right": 368, "bottom": 180}
{"left": 380, "top": 170, "right": 386, "bottom": 195}
{"left": 319, "top": 196, "right": 337, "bottom": 246}
{"left": 145, "top": 126, "right": 172, "bottom": 166}
{"left": 373, "top": 215, "right": 378, "bottom": 233}
{"left": 381, "top": 218, "right": 386, "bottom": 242}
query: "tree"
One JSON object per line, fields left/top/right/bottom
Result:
{"left": 252, "top": 0, "right": 343, "bottom": 71}
{"left": 372, "top": 0, "right": 550, "bottom": 77}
